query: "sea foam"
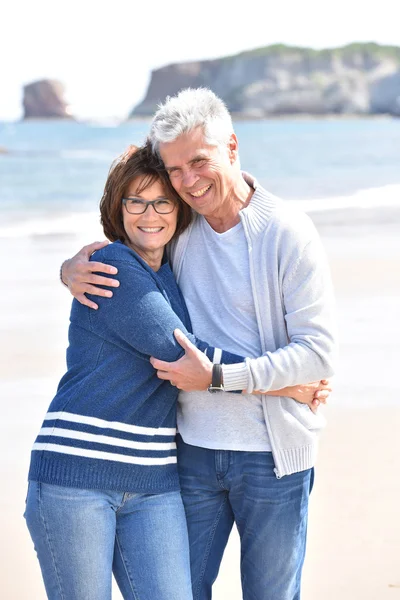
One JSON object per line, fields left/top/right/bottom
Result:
{"left": 0, "top": 183, "right": 399, "bottom": 239}
{"left": 287, "top": 183, "right": 400, "bottom": 213}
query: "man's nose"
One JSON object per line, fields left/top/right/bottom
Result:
{"left": 181, "top": 168, "right": 199, "bottom": 188}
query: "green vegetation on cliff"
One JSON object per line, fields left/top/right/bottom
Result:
{"left": 223, "top": 42, "right": 400, "bottom": 63}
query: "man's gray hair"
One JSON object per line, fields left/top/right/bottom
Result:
{"left": 149, "top": 88, "right": 234, "bottom": 156}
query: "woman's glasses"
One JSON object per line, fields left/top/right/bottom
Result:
{"left": 122, "top": 197, "right": 176, "bottom": 215}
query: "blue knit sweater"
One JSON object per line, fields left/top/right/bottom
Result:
{"left": 28, "top": 241, "right": 243, "bottom": 493}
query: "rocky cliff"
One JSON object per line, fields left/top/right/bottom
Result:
{"left": 23, "top": 80, "right": 73, "bottom": 119}
{"left": 131, "top": 43, "right": 400, "bottom": 117}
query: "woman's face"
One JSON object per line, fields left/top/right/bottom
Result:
{"left": 122, "top": 177, "right": 178, "bottom": 265}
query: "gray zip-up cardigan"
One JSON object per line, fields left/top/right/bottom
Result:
{"left": 169, "top": 174, "right": 338, "bottom": 477}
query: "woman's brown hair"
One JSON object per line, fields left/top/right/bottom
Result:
{"left": 100, "top": 142, "right": 192, "bottom": 243}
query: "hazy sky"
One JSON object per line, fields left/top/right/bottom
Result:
{"left": 2, "top": 0, "right": 398, "bottom": 121}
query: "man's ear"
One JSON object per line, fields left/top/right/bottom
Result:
{"left": 228, "top": 133, "right": 239, "bottom": 164}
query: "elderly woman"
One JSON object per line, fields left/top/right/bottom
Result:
{"left": 25, "top": 144, "right": 328, "bottom": 600}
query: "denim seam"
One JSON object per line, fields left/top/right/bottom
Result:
{"left": 37, "top": 482, "right": 65, "bottom": 600}
{"left": 114, "top": 533, "right": 140, "bottom": 600}
{"left": 194, "top": 494, "right": 229, "bottom": 600}
{"left": 93, "top": 339, "right": 105, "bottom": 368}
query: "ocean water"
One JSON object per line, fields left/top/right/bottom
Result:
{"left": 1, "top": 117, "right": 399, "bottom": 238}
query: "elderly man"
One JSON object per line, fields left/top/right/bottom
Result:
{"left": 62, "top": 88, "right": 337, "bottom": 600}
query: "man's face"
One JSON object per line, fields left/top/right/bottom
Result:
{"left": 159, "top": 127, "right": 238, "bottom": 217}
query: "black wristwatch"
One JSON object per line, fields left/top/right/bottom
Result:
{"left": 208, "top": 364, "right": 224, "bottom": 393}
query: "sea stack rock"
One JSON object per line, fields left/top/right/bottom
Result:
{"left": 23, "top": 79, "right": 74, "bottom": 119}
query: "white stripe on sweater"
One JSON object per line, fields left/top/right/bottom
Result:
{"left": 32, "top": 443, "right": 177, "bottom": 465}
{"left": 38, "top": 428, "right": 176, "bottom": 451}
{"left": 212, "top": 348, "right": 222, "bottom": 364}
{"left": 44, "top": 412, "right": 176, "bottom": 437}
{"left": 39, "top": 427, "right": 176, "bottom": 451}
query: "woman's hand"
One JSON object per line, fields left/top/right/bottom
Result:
{"left": 255, "top": 379, "right": 332, "bottom": 413}
{"left": 284, "top": 379, "right": 332, "bottom": 412}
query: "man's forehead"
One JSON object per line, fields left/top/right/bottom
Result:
{"left": 160, "top": 134, "right": 214, "bottom": 166}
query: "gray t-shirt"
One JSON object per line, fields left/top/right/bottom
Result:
{"left": 176, "top": 216, "right": 271, "bottom": 451}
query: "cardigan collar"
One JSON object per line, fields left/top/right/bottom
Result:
{"left": 239, "top": 171, "right": 280, "bottom": 238}
{"left": 188, "top": 172, "right": 280, "bottom": 239}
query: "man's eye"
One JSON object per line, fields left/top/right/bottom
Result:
{"left": 193, "top": 159, "right": 207, "bottom": 167}
{"left": 167, "top": 168, "right": 181, "bottom": 177}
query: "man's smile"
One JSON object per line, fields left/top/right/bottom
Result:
{"left": 189, "top": 184, "right": 212, "bottom": 198}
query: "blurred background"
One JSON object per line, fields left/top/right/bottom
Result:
{"left": 1, "top": 1, "right": 399, "bottom": 598}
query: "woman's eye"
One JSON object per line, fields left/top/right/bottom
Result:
{"left": 128, "top": 199, "right": 143, "bottom": 205}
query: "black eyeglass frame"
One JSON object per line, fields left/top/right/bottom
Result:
{"left": 121, "top": 197, "right": 176, "bottom": 215}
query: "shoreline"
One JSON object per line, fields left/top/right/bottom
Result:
{"left": 1, "top": 185, "right": 400, "bottom": 242}
{"left": 1, "top": 113, "right": 399, "bottom": 127}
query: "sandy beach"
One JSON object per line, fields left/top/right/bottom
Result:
{"left": 1, "top": 207, "right": 399, "bottom": 599}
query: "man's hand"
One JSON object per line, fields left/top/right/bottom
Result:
{"left": 150, "top": 329, "right": 213, "bottom": 391}
{"left": 61, "top": 241, "right": 120, "bottom": 309}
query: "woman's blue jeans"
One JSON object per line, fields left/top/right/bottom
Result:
{"left": 177, "top": 436, "right": 314, "bottom": 600}
{"left": 24, "top": 481, "right": 193, "bottom": 600}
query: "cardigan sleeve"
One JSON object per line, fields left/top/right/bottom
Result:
{"left": 222, "top": 235, "right": 338, "bottom": 392}
{"left": 87, "top": 259, "right": 244, "bottom": 366}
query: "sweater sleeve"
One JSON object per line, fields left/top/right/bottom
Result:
{"left": 222, "top": 236, "right": 338, "bottom": 392}
{"left": 88, "top": 259, "right": 244, "bottom": 366}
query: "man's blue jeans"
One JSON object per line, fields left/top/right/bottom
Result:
{"left": 177, "top": 436, "right": 314, "bottom": 600}
{"left": 24, "top": 481, "right": 193, "bottom": 600}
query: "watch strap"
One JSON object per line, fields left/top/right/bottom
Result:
{"left": 208, "top": 363, "right": 224, "bottom": 393}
